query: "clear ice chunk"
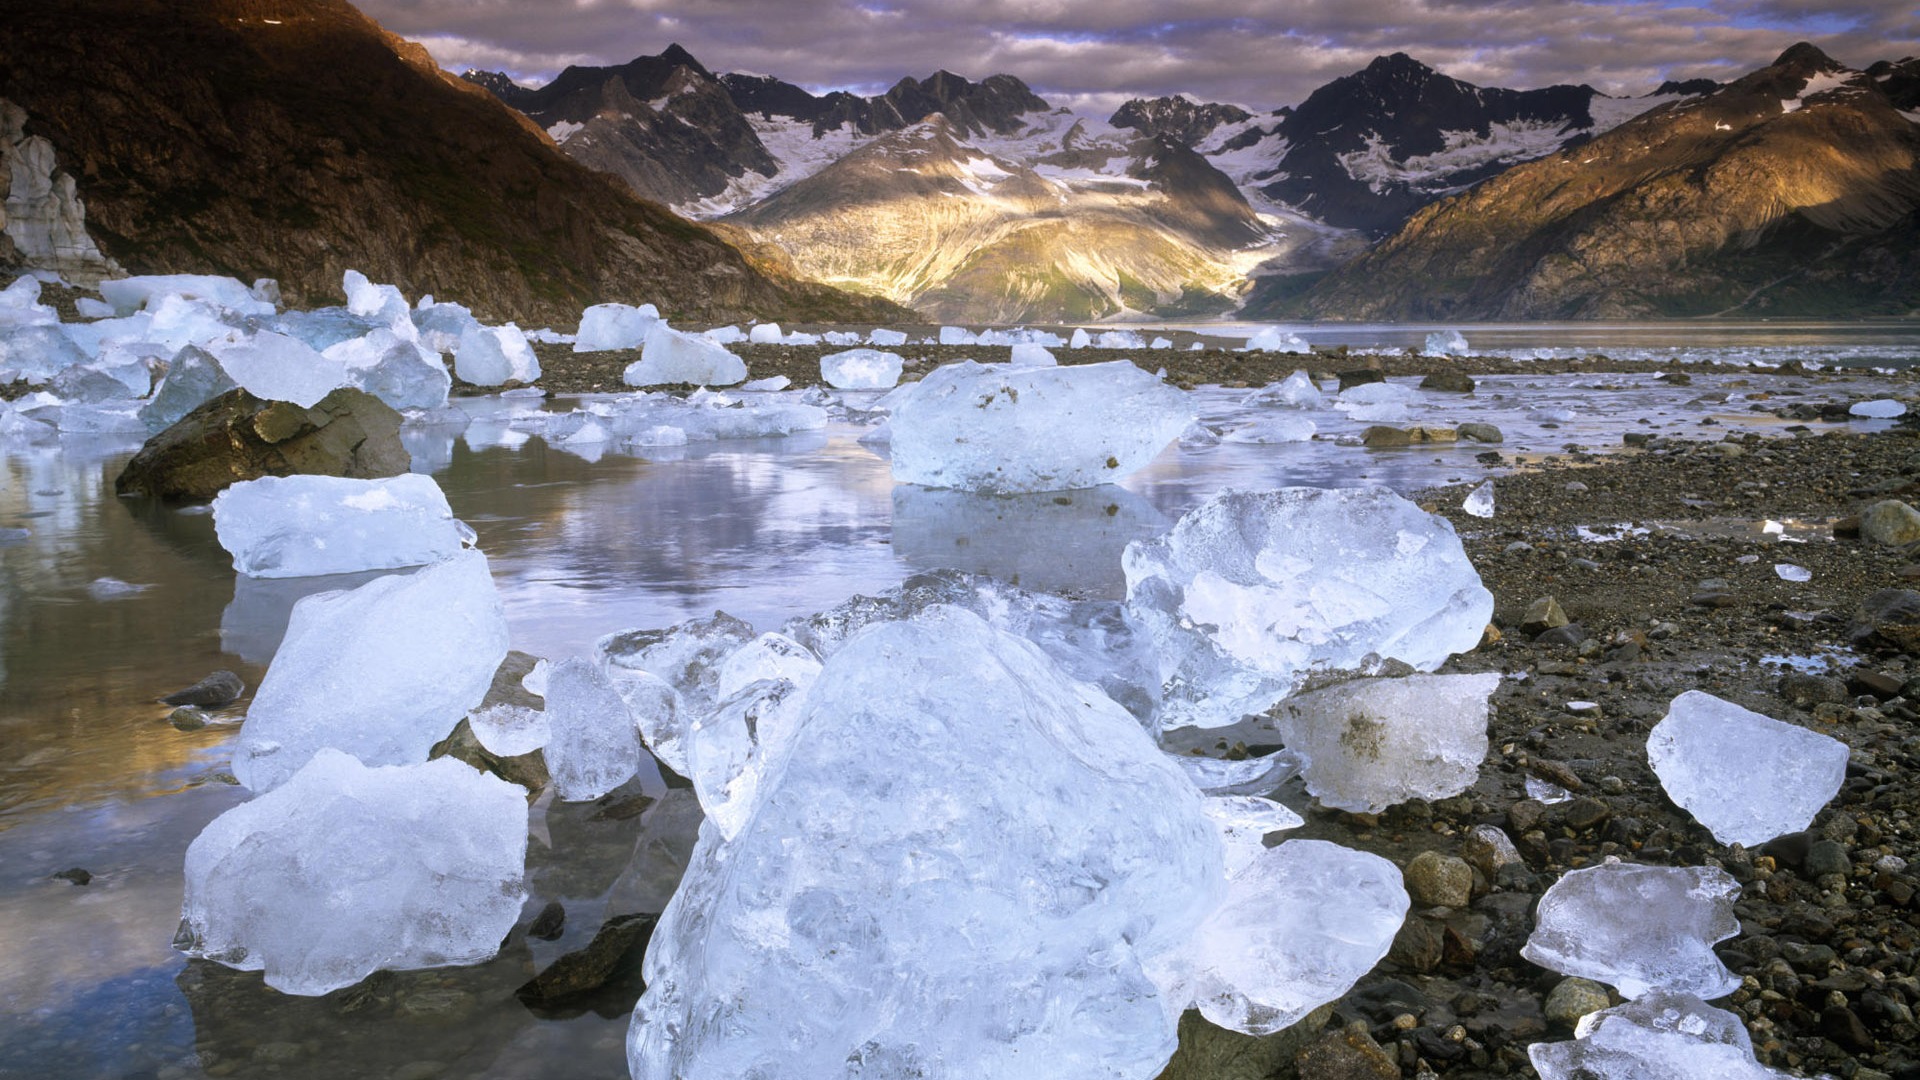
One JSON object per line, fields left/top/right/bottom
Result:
{"left": 1268, "top": 673, "right": 1498, "bottom": 813}
{"left": 0, "top": 324, "right": 88, "bottom": 382}
{"left": 819, "top": 347, "right": 903, "bottom": 389}
{"left": 212, "top": 474, "right": 469, "bottom": 578}
{"left": 889, "top": 359, "right": 1191, "bottom": 493}
{"left": 1529, "top": 990, "right": 1793, "bottom": 1080}
{"left": 454, "top": 323, "right": 538, "bottom": 386}
{"left": 544, "top": 656, "right": 641, "bottom": 801}
{"left": 867, "top": 328, "right": 909, "bottom": 347}
{"left": 231, "top": 550, "right": 510, "bottom": 792}
{"left": 1849, "top": 399, "right": 1905, "bottom": 419}
{"left": 331, "top": 328, "right": 451, "bottom": 412}
{"left": 1243, "top": 327, "right": 1310, "bottom": 353}
{"left": 714, "top": 632, "right": 822, "bottom": 700}
{"left": 210, "top": 329, "right": 347, "bottom": 408}
{"left": 1463, "top": 481, "right": 1495, "bottom": 518}
{"left": 1522, "top": 860, "right": 1742, "bottom": 1000}
{"left": 1201, "top": 795, "right": 1305, "bottom": 875}
{"left": 178, "top": 749, "right": 527, "bottom": 996}
{"left": 685, "top": 677, "right": 809, "bottom": 839}
{"left": 467, "top": 702, "right": 549, "bottom": 758}
{"left": 627, "top": 607, "right": 1223, "bottom": 1080}
{"left": 623, "top": 324, "right": 747, "bottom": 387}
{"left": 598, "top": 612, "right": 757, "bottom": 774}
{"left": 342, "top": 270, "right": 409, "bottom": 324}
{"left": 1646, "top": 690, "right": 1848, "bottom": 847}
{"left": 1123, "top": 487, "right": 1494, "bottom": 731}
{"left": 140, "top": 345, "right": 236, "bottom": 431}
{"left": 1173, "top": 750, "right": 1303, "bottom": 798}
{"left": 575, "top": 303, "right": 661, "bottom": 352}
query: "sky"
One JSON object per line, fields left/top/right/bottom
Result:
{"left": 357, "top": 0, "right": 1920, "bottom": 113}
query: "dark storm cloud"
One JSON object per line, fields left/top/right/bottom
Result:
{"left": 356, "top": 0, "right": 1920, "bottom": 109}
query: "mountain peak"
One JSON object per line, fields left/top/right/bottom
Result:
{"left": 1365, "top": 52, "right": 1435, "bottom": 78}
{"left": 658, "top": 43, "right": 708, "bottom": 73}
{"left": 1773, "top": 42, "right": 1840, "bottom": 72}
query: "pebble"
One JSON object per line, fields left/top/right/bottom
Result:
{"left": 1805, "top": 839, "right": 1852, "bottom": 878}
{"left": 1461, "top": 825, "right": 1522, "bottom": 878}
{"left": 1543, "top": 977, "right": 1612, "bottom": 1027}
{"left": 1403, "top": 851, "right": 1474, "bottom": 908}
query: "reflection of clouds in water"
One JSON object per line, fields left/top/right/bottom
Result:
{"left": 892, "top": 484, "right": 1168, "bottom": 597}
{"left": 221, "top": 568, "right": 403, "bottom": 665}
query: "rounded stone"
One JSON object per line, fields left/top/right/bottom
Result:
{"left": 1804, "top": 839, "right": 1852, "bottom": 878}
{"left": 1403, "top": 850, "right": 1474, "bottom": 908}
{"left": 1861, "top": 500, "right": 1920, "bottom": 547}
{"left": 1544, "top": 977, "right": 1612, "bottom": 1027}
{"left": 1461, "top": 824, "right": 1522, "bottom": 878}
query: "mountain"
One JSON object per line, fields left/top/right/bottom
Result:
{"left": 0, "top": 0, "right": 898, "bottom": 325}
{"left": 1109, "top": 95, "right": 1254, "bottom": 147}
{"left": 1285, "top": 44, "right": 1920, "bottom": 319}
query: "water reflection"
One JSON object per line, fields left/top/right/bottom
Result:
{"left": 891, "top": 484, "right": 1168, "bottom": 596}
{"left": 221, "top": 569, "right": 402, "bottom": 665}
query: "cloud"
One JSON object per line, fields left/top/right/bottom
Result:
{"left": 352, "top": 0, "right": 1920, "bottom": 106}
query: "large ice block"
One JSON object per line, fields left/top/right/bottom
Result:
{"left": 178, "top": 749, "right": 527, "bottom": 996}
{"left": 1123, "top": 487, "right": 1493, "bottom": 730}
{"left": 212, "top": 474, "right": 469, "bottom": 578}
{"left": 544, "top": 656, "right": 642, "bottom": 801}
{"left": 575, "top": 302, "right": 661, "bottom": 352}
{"left": 685, "top": 676, "right": 810, "bottom": 839}
{"left": 0, "top": 324, "right": 88, "bottom": 382}
{"left": 627, "top": 608, "right": 1223, "bottom": 1080}
{"left": 99, "top": 274, "right": 272, "bottom": 317}
{"left": 210, "top": 329, "right": 348, "bottom": 408}
{"left": 1647, "top": 690, "right": 1849, "bottom": 847}
{"left": 1269, "top": 673, "right": 1498, "bottom": 813}
{"left": 624, "top": 323, "right": 747, "bottom": 387}
{"left": 889, "top": 360, "right": 1192, "bottom": 493}
{"left": 1530, "top": 990, "right": 1793, "bottom": 1080}
{"left": 1522, "top": 861, "right": 1741, "bottom": 1000}
{"left": 342, "top": 270, "right": 409, "bottom": 323}
{"left": 231, "top": 550, "right": 510, "bottom": 792}
{"left": 454, "top": 323, "right": 540, "bottom": 386}
{"left": 327, "top": 328, "right": 450, "bottom": 412}
{"left": 820, "top": 348, "right": 903, "bottom": 389}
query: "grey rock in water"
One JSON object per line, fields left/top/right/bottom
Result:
{"left": 115, "top": 387, "right": 409, "bottom": 502}
{"left": 159, "top": 670, "right": 245, "bottom": 707}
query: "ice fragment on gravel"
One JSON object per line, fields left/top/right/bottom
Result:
{"left": 1269, "top": 673, "right": 1498, "bottom": 813}
{"left": 1849, "top": 398, "right": 1905, "bottom": 419}
{"left": 623, "top": 324, "right": 746, "bottom": 387}
{"left": 889, "top": 359, "right": 1191, "bottom": 493}
{"left": 627, "top": 607, "right": 1223, "bottom": 1080}
{"left": 1123, "top": 487, "right": 1493, "bottom": 730}
{"left": 1522, "top": 860, "right": 1741, "bottom": 1000}
{"left": 1242, "top": 327, "right": 1310, "bottom": 353}
{"left": 179, "top": 749, "right": 527, "bottom": 996}
{"left": 867, "top": 328, "right": 908, "bottom": 347}
{"left": 1463, "top": 481, "right": 1495, "bottom": 518}
{"left": 210, "top": 330, "right": 346, "bottom": 408}
{"left": 1008, "top": 342, "right": 1057, "bottom": 366}
{"left": 1647, "top": 690, "right": 1847, "bottom": 847}
{"left": 1527, "top": 776, "right": 1574, "bottom": 804}
{"left": 467, "top": 703, "right": 549, "bottom": 758}
{"left": 231, "top": 550, "right": 510, "bottom": 792}
{"left": 1774, "top": 563, "right": 1811, "bottom": 582}
{"left": 212, "top": 474, "right": 468, "bottom": 578}
{"left": 544, "top": 657, "right": 641, "bottom": 801}
{"left": 1529, "top": 989, "right": 1793, "bottom": 1080}
{"left": 455, "top": 323, "right": 538, "bottom": 386}
{"left": 1424, "top": 329, "right": 1470, "bottom": 356}
{"left": 748, "top": 322, "right": 784, "bottom": 344}
{"left": 574, "top": 303, "right": 660, "bottom": 352}
{"left": 819, "top": 347, "right": 903, "bottom": 389}
{"left": 1241, "top": 370, "right": 1325, "bottom": 408}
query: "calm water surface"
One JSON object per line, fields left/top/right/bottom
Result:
{"left": 2, "top": 335, "right": 1916, "bottom": 1078}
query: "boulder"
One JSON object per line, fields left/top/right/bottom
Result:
{"left": 114, "top": 387, "right": 408, "bottom": 501}
{"left": 1860, "top": 500, "right": 1920, "bottom": 547}
{"left": 1419, "top": 370, "right": 1476, "bottom": 393}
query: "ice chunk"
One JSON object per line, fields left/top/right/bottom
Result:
{"left": 574, "top": 303, "right": 661, "bottom": 352}
{"left": 703, "top": 324, "right": 747, "bottom": 344}
{"left": 1773, "top": 563, "right": 1810, "bottom": 582}
{"left": 597, "top": 612, "right": 757, "bottom": 775}
{"left": 1200, "top": 795, "right": 1304, "bottom": 875}
{"left": 1243, "top": 327, "right": 1310, "bottom": 354}
{"left": 467, "top": 703, "right": 549, "bottom": 758}
{"left": 99, "top": 274, "right": 271, "bottom": 317}
{"left": 890, "top": 360, "right": 1191, "bottom": 493}
{"left": 210, "top": 330, "right": 347, "bottom": 408}
{"left": 0, "top": 324, "right": 88, "bottom": 382}
{"left": 342, "top": 270, "right": 409, "bottom": 323}
{"left": 1527, "top": 776, "right": 1574, "bottom": 804}
{"left": 138, "top": 346, "right": 236, "bottom": 431}
{"left": 685, "top": 677, "right": 809, "bottom": 839}
{"left": 1268, "top": 673, "right": 1497, "bottom": 813}
{"left": 178, "top": 749, "right": 527, "bottom": 996}
{"left": 1151, "top": 840, "right": 1408, "bottom": 1037}
{"left": 1150, "top": 336, "right": 1173, "bottom": 349}
{"left": 623, "top": 324, "right": 747, "bottom": 387}
{"left": 212, "top": 474, "right": 469, "bottom": 578}
{"left": 738, "top": 375, "right": 789, "bottom": 392}
{"left": 1069, "top": 327, "right": 1092, "bottom": 348}
{"left": 1463, "top": 480, "right": 1495, "bottom": 518}
{"left": 0, "top": 274, "right": 57, "bottom": 327}
{"left": 1241, "top": 370, "right": 1325, "bottom": 409}
{"left": 410, "top": 299, "right": 479, "bottom": 353}
{"left": 1221, "top": 415, "right": 1315, "bottom": 443}
{"left": 49, "top": 362, "right": 142, "bottom": 403}
{"left": 1646, "top": 690, "right": 1848, "bottom": 847}
{"left": 143, "top": 294, "right": 245, "bottom": 352}
{"left": 867, "top": 328, "right": 908, "bottom": 347}
{"left": 1424, "top": 329, "right": 1470, "bottom": 356}
{"left": 1174, "top": 750, "right": 1302, "bottom": 798}
{"left": 820, "top": 347, "right": 903, "bottom": 389}
{"left": 231, "top": 550, "right": 510, "bottom": 792}
{"left": 1094, "top": 329, "right": 1146, "bottom": 349}
{"left": 331, "top": 329, "right": 451, "bottom": 412}
{"left": 715, "top": 632, "right": 823, "bottom": 699}
{"left": 1008, "top": 342, "right": 1057, "bottom": 366}
{"left": 1123, "top": 487, "right": 1494, "bottom": 730}
{"left": 748, "top": 322, "right": 784, "bottom": 344}
{"left": 544, "top": 656, "right": 641, "bottom": 801}
{"left": 1522, "top": 860, "right": 1742, "bottom": 1000}
{"left": 454, "top": 323, "right": 538, "bottom": 386}
{"left": 627, "top": 607, "right": 1223, "bottom": 1080}
{"left": 1850, "top": 398, "right": 1906, "bottom": 419}
{"left": 935, "top": 325, "right": 974, "bottom": 345}
{"left": 1530, "top": 990, "right": 1793, "bottom": 1080}
{"left": 1335, "top": 380, "right": 1424, "bottom": 422}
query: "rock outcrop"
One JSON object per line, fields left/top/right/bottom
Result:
{"left": 0, "top": 98, "right": 120, "bottom": 283}
{"left": 115, "top": 387, "right": 409, "bottom": 502}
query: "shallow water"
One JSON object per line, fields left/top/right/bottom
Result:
{"left": 0, "top": 360, "right": 1913, "bottom": 1078}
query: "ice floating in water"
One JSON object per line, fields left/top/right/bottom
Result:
{"left": 1123, "top": 487, "right": 1493, "bottom": 730}
{"left": 1522, "top": 860, "right": 1742, "bottom": 1000}
{"left": 627, "top": 607, "right": 1223, "bottom": 1080}
{"left": 1530, "top": 990, "right": 1794, "bottom": 1080}
{"left": 819, "top": 347, "right": 903, "bottom": 389}
{"left": 1241, "top": 370, "right": 1325, "bottom": 409}
{"left": 1646, "top": 690, "right": 1848, "bottom": 847}
{"left": 1221, "top": 415, "right": 1315, "bottom": 443}
{"left": 231, "top": 550, "right": 510, "bottom": 792}
{"left": 1463, "top": 481, "right": 1495, "bottom": 519}
{"left": 1242, "top": 327, "right": 1310, "bottom": 354}
{"left": 1850, "top": 398, "right": 1906, "bottom": 419}
{"left": 1269, "top": 673, "right": 1498, "bottom": 813}
{"left": 1425, "top": 329, "right": 1470, "bottom": 356}
{"left": 1774, "top": 563, "right": 1810, "bottom": 582}
{"left": 624, "top": 324, "right": 747, "bottom": 387}
{"left": 598, "top": 612, "right": 757, "bottom": 775}
{"left": 178, "top": 749, "right": 527, "bottom": 996}
{"left": 466, "top": 702, "right": 549, "bottom": 758}
{"left": 1151, "top": 839, "right": 1408, "bottom": 1037}
{"left": 889, "top": 359, "right": 1191, "bottom": 493}
{"left": 212, "top": 474, "right": 469, "bottom": 578}
{"left": 210, "top": 330, "right": 346, "bottom": 408}
{"left": 88, "top": 576, "right": 151, "bottom": 599}
{"left": 543, "top": 656, "right": 642, "bottom": 801}
{"left": 574, "top": 303, "right": 661, "bottom": 352}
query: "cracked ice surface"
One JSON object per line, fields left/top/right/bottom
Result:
{"left": 211, "top": 474, "right": 469, "bottom": 578}
{"left": 627, "top": 607, "right": 1223, "bottom": 1080}
{"left": 1530, "top": 990, "right": 1794, "bottom": 1079}
{"left": 231, "top": 550, "right": 510, "bottom": 792}
{"left": 1647, "top": 690, "right": 1849, "bottom": 847}
{"left": 1123, "top": 487, "right": 1493, "bottom": 731}
{"left": 178, "top": 750, "right": 527, "bottom": 996}
{"left": 1522, "top": 861, "right": 1742, "bottom": 1000}
{"left": 889, "top": 360, "right": 1192, "bottom": 493}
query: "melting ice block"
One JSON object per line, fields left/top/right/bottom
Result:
{"left": 1850, "top": 399, "right": 1906, "bottom": 419}
{"left": 819, "top": 347, "right": 903, "bottom": 389}
{"left": 1647, "top": 690, "right": 1848, "bottom": 847}
{"left": 627, "top": 608, "right": 1223, "bottom": 1080}
{"left": 686, "top": 677, "right": 810, "bottom": 839}
{"left": 1243, "top": 327, "right": 1310, "bottom": 354}
{"left": 140, "top": 346, "right": 236, "bottom": 430}
{"left": 1151, "top": 839, "right": 1408, "bottom": 1037}
{"left": 544, "top": 656, "right": 641, "bottom": 801}
{"left": 1530, "top": 990, "right": 1793, "bottom": 1080}
{"left": 1241, "top": 370, "right": 1325, "bottom": 409}
{"left": 889, "top": 360, "right": 1191, "bottom": 493}
{"left": 623, "top": 324, "right": 747, "bottom": 387}
{"left": 748, "top": 322, "right": 784, "bottom": 344}
{"left": 598, "top": 612, "right": 756, "bottom": 775}
{"left": 1201, "top": 796, "right": 1305, "bottom": 875}
{"left": 1463, "top": 480, "right": 1495, "bottom": 518}
{"left": 210, "top": 330, "right": 347, "bottom": 408}
{"left": 1123, "top": 487, "right": 1494, "bottom": 731}
{"left": 867, "top": 328, "right": 908, "bottom": 347}
{"left": 342, "top": 270, "right": 409, "bottom": 323}
{"left": 231, "top": 550, "right": 510, "bottom": 792}
{"left": 1270, "top": 673, "right": 1499, "bottom": 813}
{"left": 331, "top": 329, "right": 451, "bottom": 412}
{"left": 1335, "top": 380, "right": 1424, "bottom": 422}
{"left": 1425, "top": 329, "right": 1470, "bottom": 356}
{"left": 1221, "top": 416, "right": 1315, "bottom": 443}
{"left": 0, "top": 324, "right": 89, "bottom": 382}
{"left": 1522, "top": 861, "right": 1741, "bottom": 1000}
{"left": 179, "top": 749, "right": 527, "bottom": 996}
{"left": 454, "top": 323, "right": 539, "bottom": 386}
{"left": 575, "top": 302, "right": 661, "bottom": 352}
{"left": 467, "top": 703, "right": 549, "bottom": 758}
{"left": 1008, "top": 342, "right": 1057, "bottom": 366}
{"left": 99, "top": 274, "right": 271, "bottom": 317}
{"left": 212, "top": 474, "right": 469, "bottom": 578}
